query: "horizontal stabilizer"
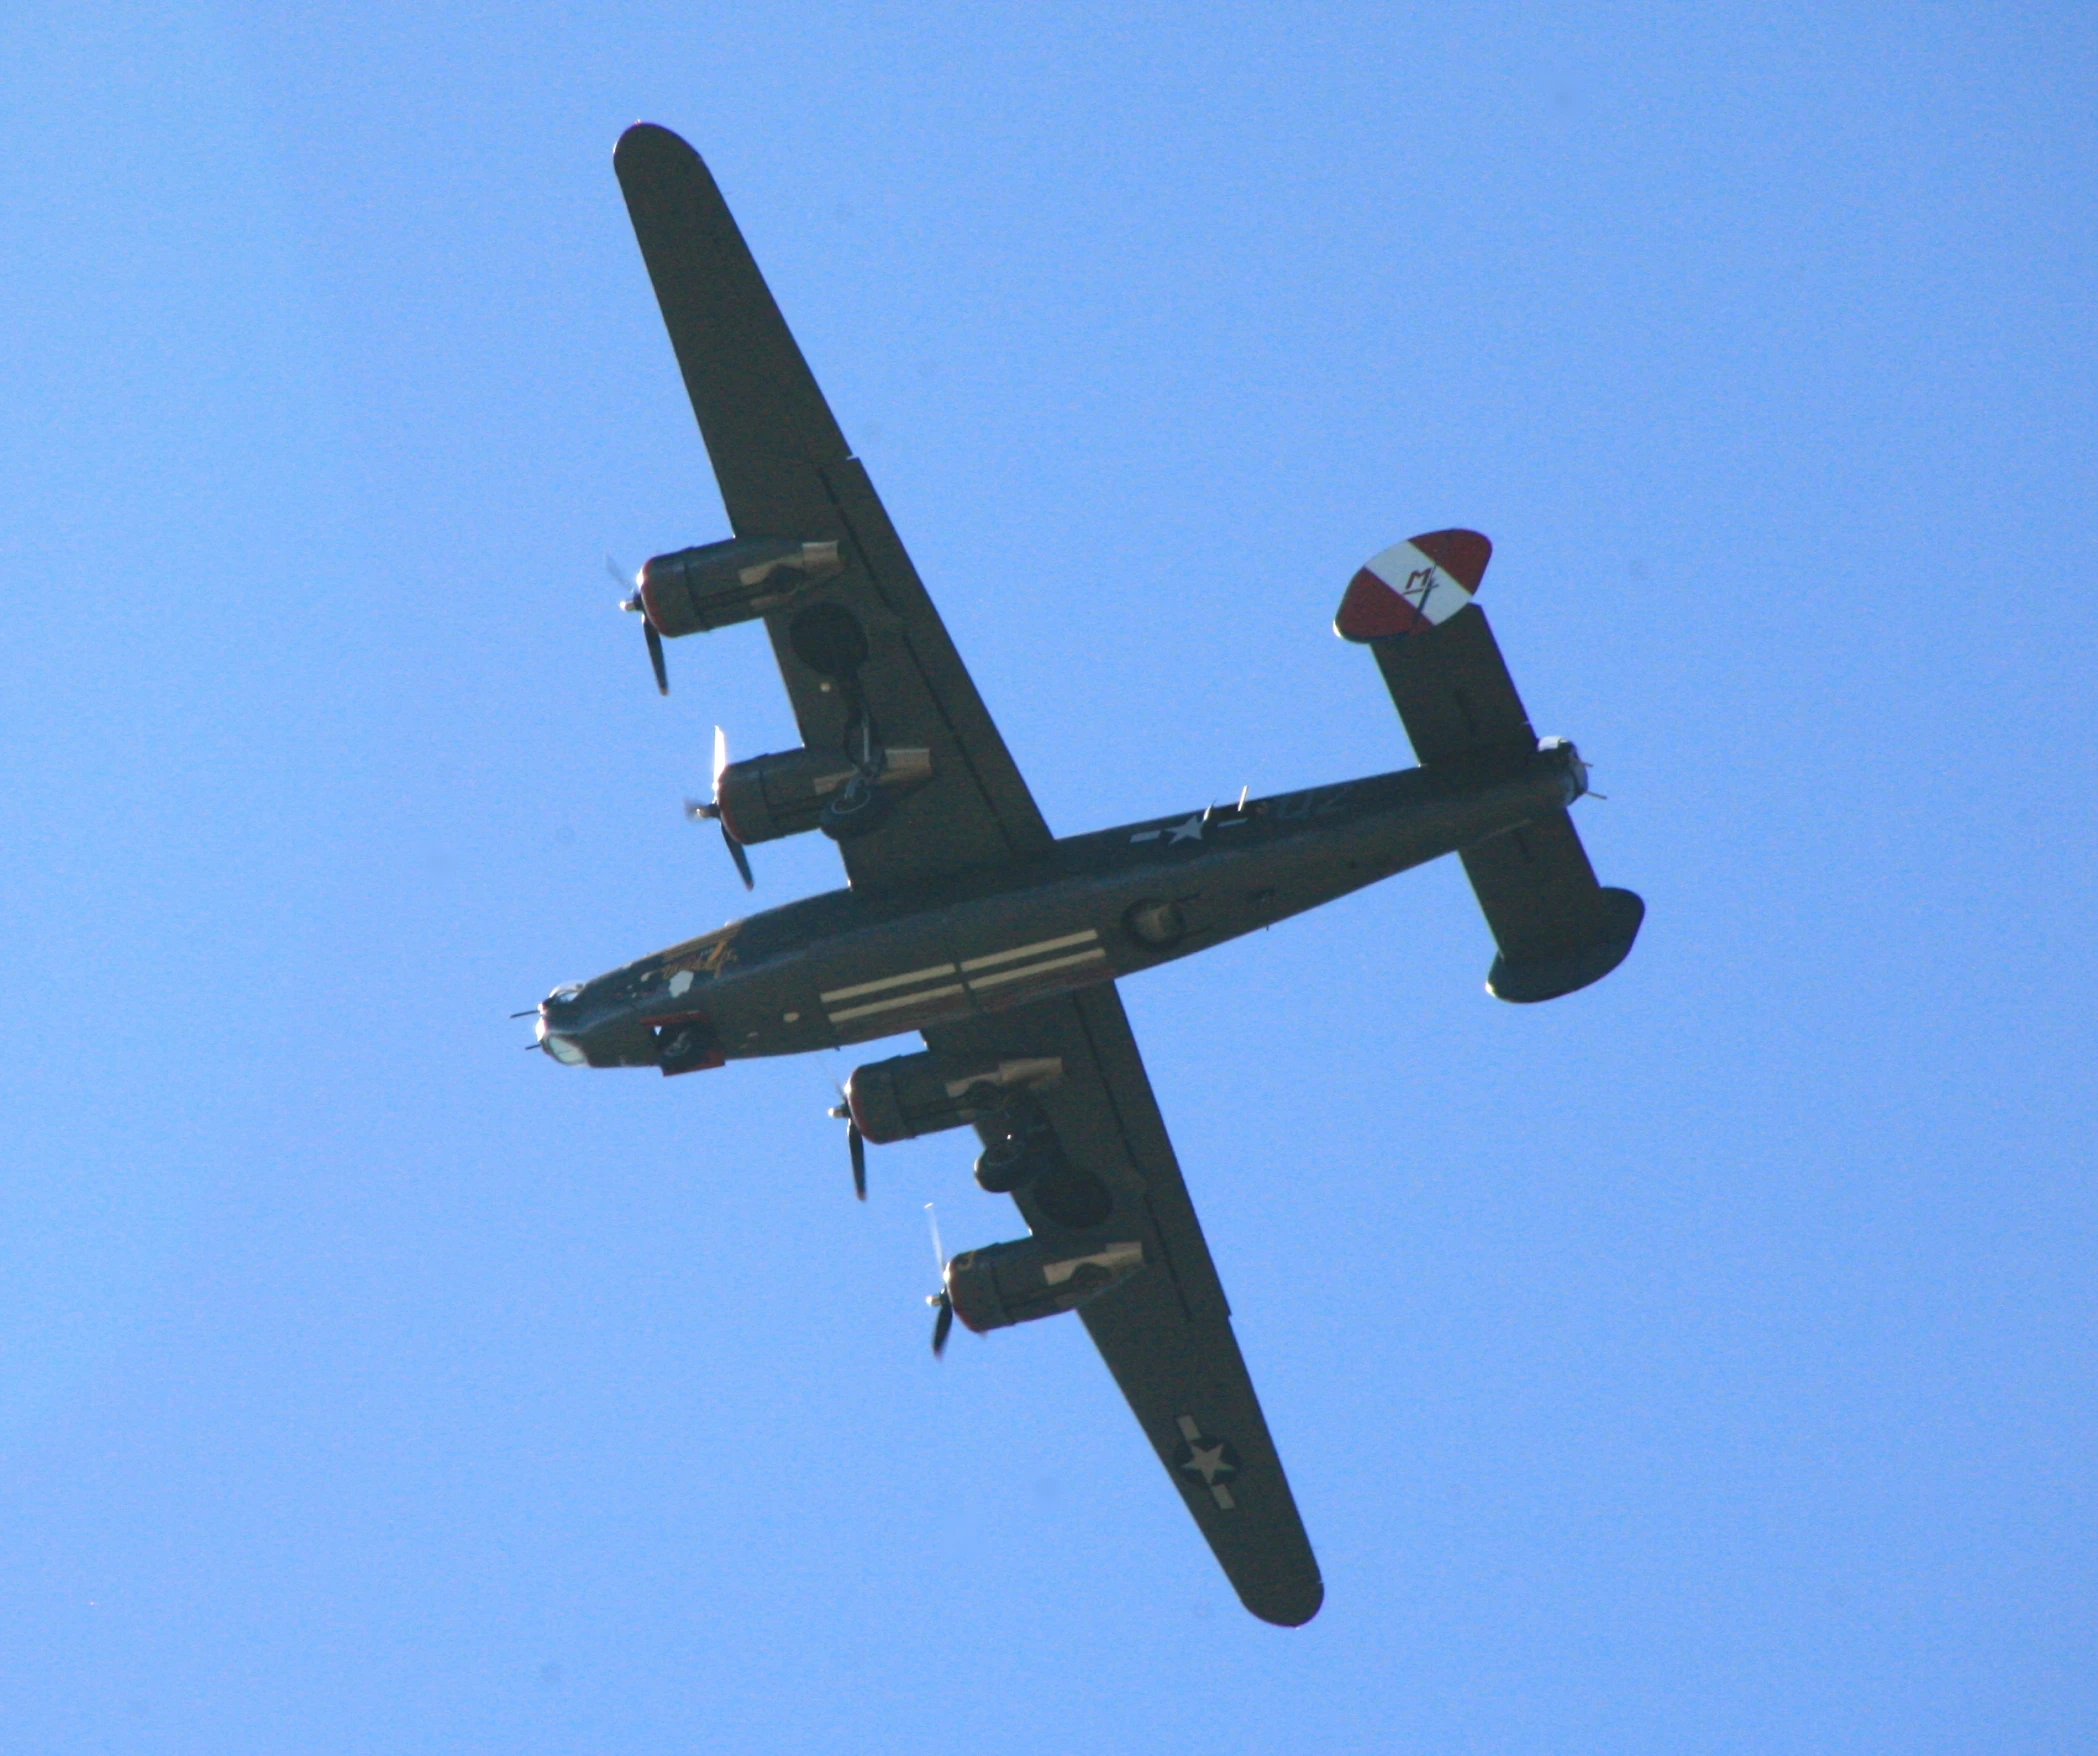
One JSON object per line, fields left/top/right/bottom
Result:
{"left": 1338, "top": 530, "right": 1643, "bottom": 1002}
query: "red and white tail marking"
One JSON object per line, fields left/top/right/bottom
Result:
{"left": 1333, "top": 529, "right": 1492, "bottom": 642}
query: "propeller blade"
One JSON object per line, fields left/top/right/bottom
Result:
{"left": 611, "top": 554, "right": 668, "bottom": 694}
{"left": 923, "top": 1205, "right": 953, "bottom": 1356}
{"left": 644, "top": 618, "right": 669, "bottom": 695}
{"left": 721, "top": 821, "right": 754, "bottom": 889}
{"left": 709, "top": 730, "right": 752, "bottom": 886}
{"left": 930, "top": 1291, "right": 954, "bottom": 1359}
{"left": 848, "top": 1119, "right": 866, "bottom": 1200}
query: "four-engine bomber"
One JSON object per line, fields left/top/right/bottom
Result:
{"left": 537, "top": 120, "right": 1645, "bottom": 1628}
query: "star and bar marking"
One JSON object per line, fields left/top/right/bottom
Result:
{"left": 1128, "top": 810, "right": 1251, "bottom": 847}
{"left": 1172, "top": 1414, "right": 1241, "bottom": 1511}
{"left": 1129, "top": 812, "right": 1205, "bottom": 846}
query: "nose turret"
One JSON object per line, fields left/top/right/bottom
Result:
{"left": 531, "top": 979, "right": 665, "bottom": 1069}
{"left": 535, "top": 984, "right": 589, "bottom": 1065}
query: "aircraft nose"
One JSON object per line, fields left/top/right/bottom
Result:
{"left": 536, "top": 985, "right": 590, "bottom": 1066}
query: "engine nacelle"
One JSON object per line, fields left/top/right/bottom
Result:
{"left": 845, "top": 1051, "right": 1063, "bottom": 1145}
{"left": 946, "top": 1236, "right": 1145, "bottom": 1334}
{"left": 716, "top": 745, "right": 934, "bottom": 846}
{"left": 638, "top": 537, "right": 844, "bottom": 637}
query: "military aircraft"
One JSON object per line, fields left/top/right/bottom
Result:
{"left": 536, "top": 122, "right": 1643, "bottom": 1627}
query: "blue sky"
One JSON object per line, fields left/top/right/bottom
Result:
{"left": 2, "top": 3, "right": 2093, "bottom": 1750}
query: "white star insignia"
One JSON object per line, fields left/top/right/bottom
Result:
{"left": 1181, "top": 1442, "right": 1233, "bottom": 1484}
{"left": 1165, "top": 813, "right": 1204, "bottom": 845}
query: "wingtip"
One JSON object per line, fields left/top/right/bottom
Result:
{"left": 1245, "top": 1577, "right": 1325, "bottom": 1627}
{"left": 614, "top": 120, "right": 696, "bottom": 167}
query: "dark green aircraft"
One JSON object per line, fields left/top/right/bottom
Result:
{"left": 538, "top": 123, "right": 1643, "bottom": 1626}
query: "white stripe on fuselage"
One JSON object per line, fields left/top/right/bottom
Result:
{"left": 820, "top": 962, "right": 959, "bottom": 1004}
{"left": 964, "top": 947, "right": 1107, "bottom": 992}
{"left": 959, "top": 929, "right": 1098, "bottom": 972}
{"left": 824, "top": 982, "right": 967, "bottom": 1024}
{"left": 818, "top": 930, "right": 1110, "bottom": 1029}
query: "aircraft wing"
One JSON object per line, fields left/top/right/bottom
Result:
{"left": 922, "top": 985, "right": 1324, "bottom": 1625}
{"left": 614, "top": 123, "right": 1052, "bottom": 893}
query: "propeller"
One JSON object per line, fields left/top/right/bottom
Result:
{"left": 683, "top": 726, "right": 756, "bottom": 889}
{"left": 611, "top": 554, "right": 669, "bottom": 696}
{"left": 826, "top": 1086, "right": 867, "bottom": 1199}
{"left": 925, "top": 1202, "right": 954, "bottom": 1358}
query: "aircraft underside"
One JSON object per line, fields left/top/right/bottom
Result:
{"left": 528, "top": 120, "right": 1642, "bottom": 1625}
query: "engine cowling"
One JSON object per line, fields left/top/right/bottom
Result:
{"left": 716, "top": 745, "right": 934, "bottom": 846}
{"left": 845, "top": 1051, "right": 1063, "bottom": 1145}
{"left": 945, "top": 1236, "right": 1145, "bottom": 1334}
{"left": 638, "top": 537, "right": 844, "bottom": 637}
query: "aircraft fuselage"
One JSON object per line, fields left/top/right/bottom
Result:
{"left": 537, "top": 740, "right": 1586, "bottom": 1072}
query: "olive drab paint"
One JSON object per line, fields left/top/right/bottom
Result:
{"left": 534, "top": 122, "right": 1643, "bottom": 1629}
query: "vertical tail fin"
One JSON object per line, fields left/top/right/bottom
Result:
{"left": 1337, "top": 531, "right": 1643, "bottom": 1001}
{"left": 1336, "top": 530, "right": 1532, "bottom": 777}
